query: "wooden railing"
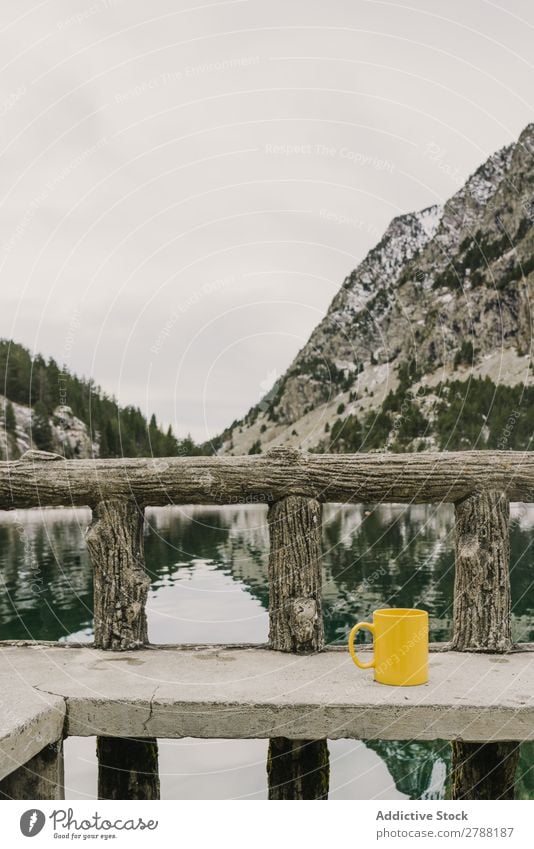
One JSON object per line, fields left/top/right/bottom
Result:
{"left": 0, "top": 446, "right": 532, "bottom": 800}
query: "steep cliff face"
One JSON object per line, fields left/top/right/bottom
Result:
{"left": 402, "top": 131, "right": 531, "bottom": 367}
{"left": 274, "top": 204, "right": 443, "bottom": 424}
{"left": 218, "top": 124, "right": 534, "bottom": 456}
{"left": 0, "top": 398, "right": 96, "bottom": 460}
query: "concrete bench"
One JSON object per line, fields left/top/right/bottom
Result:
{"left": 1, "top": 645, "right": 532, "bottom": 748}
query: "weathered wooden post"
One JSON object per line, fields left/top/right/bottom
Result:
{"left": 96, "top": 737, "right": 160, "bottom": 800}
{"left": 0, "top": 741, "right": 64, "bottom": 800}
{"left": 86, "top": 498, "right": 160, "bottom": 800}
{"left": 451, "top": 490, "right": 519, "bottom": 799}
{"left": 265, "top": 448, "right": 329, "bottom": 799}
{"left": 268, "top": 494, "right": 324, "bottom": 654}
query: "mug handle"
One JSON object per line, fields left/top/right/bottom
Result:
{"left": 348, "top": 622, "right": 376, "bottom": 669}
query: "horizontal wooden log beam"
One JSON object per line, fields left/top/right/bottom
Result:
{"left": 1, "top": 449, "right": 533, "bottom": 509}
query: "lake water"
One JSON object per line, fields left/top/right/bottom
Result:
{"left": 1, "top": 503, "right": 533, "bottom": 799}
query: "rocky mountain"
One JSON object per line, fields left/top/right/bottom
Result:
{"left": 218, "top": 123, "right": 534, "bottom": 456}
{"left": 0, "top": 397, "right": 95, "bottom": 460}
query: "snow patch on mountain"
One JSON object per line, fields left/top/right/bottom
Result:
{"left": 216, "top": 124, "right": 534, "bottom": 455}
{"left": 417, "top": 204, "right": 443, "bottom": 238}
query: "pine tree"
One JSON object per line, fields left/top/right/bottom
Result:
{"left": 5, "top": 400, "right": 16, "bottom": 434}
{"left": 147, "top": 413, "right": 160, "bottom": 455}
{"left": 31, "top": 401, "right": 54, "bottom": 451}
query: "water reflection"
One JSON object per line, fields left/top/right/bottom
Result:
{"left": 0, "top": 503, "right": 533, "bottom": 799}
{"left": 0, "top": 508, "right": 93, "bottom": 641}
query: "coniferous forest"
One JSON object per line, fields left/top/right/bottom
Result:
{"left": 0, "top": 340, "right": 207, "bottom": 458}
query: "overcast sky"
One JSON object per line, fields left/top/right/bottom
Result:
{"left": 1, "top": 0, "right": 533, "bottom": 440}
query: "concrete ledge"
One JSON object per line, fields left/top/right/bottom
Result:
{"left": 0, "top": 647, "right": 66, "bottom": 781}
{"left": 1, "top": 645, "right": 533, "bottom": 745}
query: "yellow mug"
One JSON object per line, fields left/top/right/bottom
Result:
{"left": 348, "top": 608, "right": 428, "bottom": 686}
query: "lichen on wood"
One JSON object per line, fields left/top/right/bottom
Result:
{"left": 451, "top": 489, "right": 518, "bottom": 799}
{"left": 86, "top": 499, "right": 149, "bottom": 651}
{"left": 452, "top": 490, "right": 512, "bottom": 652}
{"left": 268, "top": 494, "right": 324, "bottom": 653}
{"left": 3, "top": 450, "right": 534, "bottom": 509}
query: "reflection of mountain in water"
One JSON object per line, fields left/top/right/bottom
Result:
{"left": 1, "top": 502, "right": 533, "bottom": 644}
{"left": 149, "top": 503, "right": 458, "bottom": 642}
{"left": 173, "top": 501, "right": 530, "bottom": 644}
{"left": 367, "top": 740, "right": 450, "bottom": 799}
{"left": 0, "top": 508, "right": 93, "bottom": 640}
{"left": 321, "top": 503, "right": 455, "bottom": 643}
{"left": 367, "top": 740, "right": 534, "bottom": 800}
